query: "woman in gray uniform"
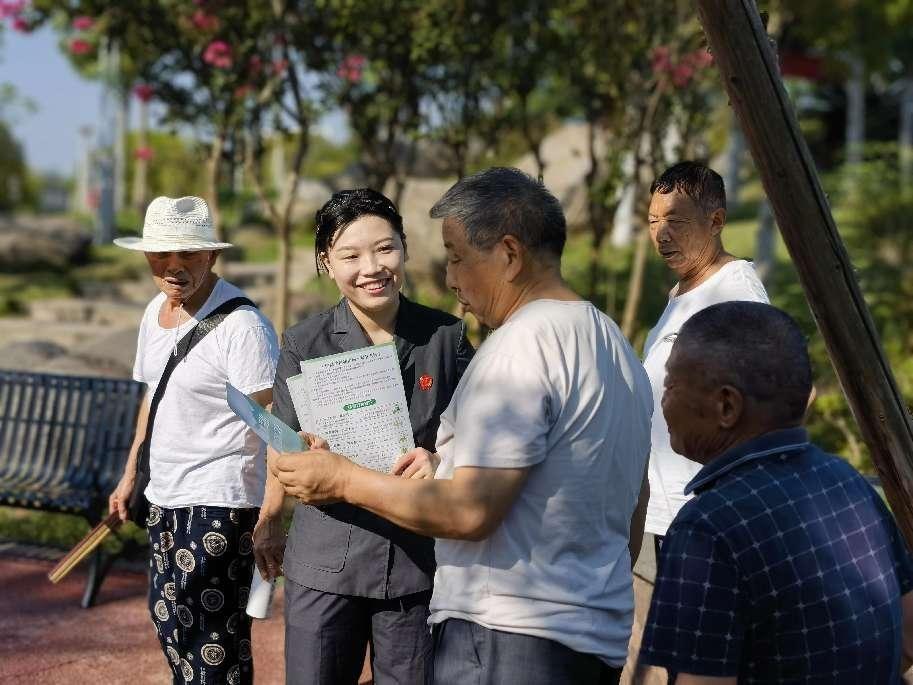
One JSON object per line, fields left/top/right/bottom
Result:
{"left": 254, "top": 188, "right": 472, "bottom": 684}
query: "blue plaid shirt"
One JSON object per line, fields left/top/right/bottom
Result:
{"left": 639, "top": 427, "right": 913, "bottom": 683}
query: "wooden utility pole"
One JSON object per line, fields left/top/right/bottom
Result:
{"left": 696, "top": 0, "right": 913, "bottom": 547}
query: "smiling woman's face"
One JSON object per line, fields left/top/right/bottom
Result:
{"left": 145, "top": 250, "right": 217, "bottom": 304}
{"left": 322, "top": 215, "right": 405, "bottom": 319}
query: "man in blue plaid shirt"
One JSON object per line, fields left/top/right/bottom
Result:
{"left": 637, "top": 301, "right": 913, "bottom": 684}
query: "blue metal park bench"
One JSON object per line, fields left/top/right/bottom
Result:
{"left": 0, "top": 369, "right": 144, "bottom": 607}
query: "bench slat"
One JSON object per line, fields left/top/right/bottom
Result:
{"left": 0, "top": 371, "right": 144, "bottom": 515}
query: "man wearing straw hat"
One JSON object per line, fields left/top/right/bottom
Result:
{"left": 109, "top": 196, "right": 279, "bottom": 685}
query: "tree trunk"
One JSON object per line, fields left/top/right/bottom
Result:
{"left": 114, "top": 90, "right": 128, "bottom": 215}
{"left": 586, "top": 229, "right": 606, "bottom": 303}
{"left": 131, "top": 98, "right": 149, "bottom": 215}
{"left": 697, "top": 0, "right": 913, "bottom": 548}
{"left": 275, "top": 217, "right": 291, "bottom": 334}
{"left": 271, "top": 136, "right": 286, "bottom": 190}
{"left": 621, "top": 224, "right": 651, "bottom": 339}
{"left": 754, "top": 199, "right": 776, "bottom": 287}
{"left": 583, "top": 120, "right": 604, "bottom": 302}
{"left": 845, "top": 56, "right": 865, "bottom": 168}
{"left": 899, "top": 73, "right": 913, "bottom": 183}
{"left": 724, "top": 115, "right": 745, "bottom": 209}
{"left": 207, "top": 132, "right": 226, "bottom": 242}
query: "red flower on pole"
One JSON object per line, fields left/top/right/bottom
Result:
{"left": 233, "top": 84, "right": 251, "bottom": 100}
{"left": 133, "top": 83, "right": 155, "bottom": 102}
{"left": 191, "top": 9, "right": 219, "bottom": 32}
{"left": 12, "top": 15, "right": 29, "bottom": 32}
{"left": 202, "top": 41, "right": 232, "bottom": 69}
{"left": 72, "top": 16, "right": 93, "bottom": 31}
{"left": 337, "top": 54, "right": 366, "bottom": 84}
{"left": 70, "top": 39, "right": 93, "bottom": 56}
{"left": 247, "top": 55, "right": 263, "bottom": 76}
{"left": 134, "top": 146, "right": 154, "bottom": 161}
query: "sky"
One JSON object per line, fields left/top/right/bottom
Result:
{"left": 1, "top": 25, "right": 346, "bottom": 177}
{"left": 3, "top": 25, "right": 103, "bottom": 175}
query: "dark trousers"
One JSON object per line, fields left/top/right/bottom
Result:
{"left": 146, "top": 503, "right": 258, "bottom": 685}
{"left": 284, "top": 579, "right": 432, "bottom": 685}
{"left": 429, "top": 618, "right": 622, "bottom": 685}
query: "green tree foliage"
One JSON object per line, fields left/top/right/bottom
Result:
{"left": 291, "top": 0, "right": 426, "bottom": 198}
{"left": 0, "top": 119, "right": 27, "bottom": 211}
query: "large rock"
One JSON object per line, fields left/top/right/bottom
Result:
{"left": 0, "top": 327, "right": 138, "bottom": 378}
{"left": 384, "top": 177, "right": 455, "bottom": 292}
{"left": 27, "top": 298, "right": 143, "bottom": 327}
{"left": 512, "top": 122, "right": 608, "bottom": 231}
{"left": 0, "top": 215, "right": 93, "bottom": 270}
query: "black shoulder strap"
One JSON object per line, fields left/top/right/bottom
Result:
{"left": 142, "top": 296, "right": 256, "bottom": 458}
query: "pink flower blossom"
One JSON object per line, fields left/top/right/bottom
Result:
{"left": 651, "top": 46, "right": 672, "bottom": 74}
{"left": 247, "top": 55, "right": 263, "bottom": 76}
{"left": 686, "top": 49, "right": 714, "bottom": 69}
{"left": 0, "top": 1, "right": 25, "bottom": 21}
{"left": 133, "top": 84, "right": 155, "bottom": 102}
{"left": 271, "top": 58, "right": 289, "bottom": 75}
{"left": 134, "top": 146, "right": 154, "bottom": 161}
{"left": 671, "top": 63, "right": 695, "bottom": 88}
{"left": 12, "top": 15, "right": 29, "bottom": 32}
{"left": 233, "top": 84, "right": 252, "bottom": 100}
{"left": 70, "top": 39, "right": 93, "bottom": 56}
{"left": 191, "top": 9, "right": 219, "bottom": 32}
{"left": 337, "top": 54, "right": 366, "bottom": 84}
{"left": 72, "top": 15, "right": 93, "bottom": 31}
{"left": 202, "top": 40, "right": 232, "bottom": 69}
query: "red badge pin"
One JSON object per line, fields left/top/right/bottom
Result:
{"left": 419, "top": 374, "right": 434, "bottom": 391}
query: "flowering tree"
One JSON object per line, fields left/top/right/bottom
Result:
{"left": 289, "top": 0, "right": 427, "bottom": 202}
{"left": 29, "top": 0, "right": 281, "bottom": 240}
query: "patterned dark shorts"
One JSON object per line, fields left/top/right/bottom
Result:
{"left": 146, "top": 503, "right": 258, "bottom": 685}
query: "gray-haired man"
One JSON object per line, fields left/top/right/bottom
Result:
{"left": 272, "top": 167, "right": 653, "bottom": 683}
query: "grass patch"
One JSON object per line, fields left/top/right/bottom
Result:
{"left": 0, "top": 272, "right": 77, "bottom": 315}
{"left": 0, "top": 506, "right": 147, "bottom": 554}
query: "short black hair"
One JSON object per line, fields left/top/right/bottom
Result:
{"left": 314, "top": 188, "right": 406, "bottom": 273}
{"left": 650, "top": 161, "right": 726, "bottom": 215}
{"left": 676, "top": 301, "right": 812, "bottom": 426}
{"left": 429, "top": 167, "right": 567, "bottom": 259}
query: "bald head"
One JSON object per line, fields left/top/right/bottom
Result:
{"left": 675, "top": 301, "right": 812, "bottom": 427}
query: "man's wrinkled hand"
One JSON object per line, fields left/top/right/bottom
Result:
{"left": 391, "top": 447, "right": 440, "bottom": 479}
{"left": 303, "top": 432, "right": 329, "bottom": 450}
{"left": 272, "top": 448, "right": 353, "bottom": 505}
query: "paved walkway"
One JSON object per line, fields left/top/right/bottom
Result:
{"left": 1, "top": 555, "right": 287, "bottom": 684}
{"left": 3, "top": 549, "right": 661, "bottom": 684}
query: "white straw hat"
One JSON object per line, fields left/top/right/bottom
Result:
{"left": 113, "top": 196, "right": 234, "bottom": 252}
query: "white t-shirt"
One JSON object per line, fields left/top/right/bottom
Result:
{"left": 133, "top": 279, "right": 279, "bottom": 509}
{"left": 429, "top": 300, "right": 653, "bottom": 667}
{"left": 643, "top": 260, "right": 768, "bottom": 536}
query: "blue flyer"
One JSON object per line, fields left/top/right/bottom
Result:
{"left": 226, "top": 383, "right": 305, "bottom": 453}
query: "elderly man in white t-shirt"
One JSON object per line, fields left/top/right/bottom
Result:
{"left": 643, "top": 162, "right": 769, "bottom": 553}
{"left": 273, "top": 167, "right": 653, "bottom": 684}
